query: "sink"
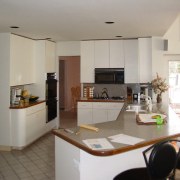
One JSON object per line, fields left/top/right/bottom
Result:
{"left": 126, "top": 104, "right": 147, "bottom": 112}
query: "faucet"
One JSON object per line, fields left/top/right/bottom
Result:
{"left": 101, "top": 88, "right": 109, "bottom": 99}
{"left": 140, "top": 94, "right": 152, "bottom": 112}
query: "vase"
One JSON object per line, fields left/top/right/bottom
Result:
{"left": 157, "top": 94, "right": 162, "bottom": 103}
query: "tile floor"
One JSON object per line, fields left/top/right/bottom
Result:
{"left": 0, "top": 111, "right": 77, "bottom": 180}
{"left": 0, "top": 133, "right": 55, "bottom": 180}
{"left": 1, "top": 110, "right": 180, "bottom": 180}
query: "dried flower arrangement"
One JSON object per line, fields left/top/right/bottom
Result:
{"left": 151, "top": 73, "right": 168, "bottom": 103}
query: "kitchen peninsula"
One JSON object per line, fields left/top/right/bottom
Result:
{"left": 53, "top": 104, "right": 180, "bottom": 180}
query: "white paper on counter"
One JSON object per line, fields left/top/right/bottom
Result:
{"left": 108, "top": 134, "right": 145, "bottom": 145}
{"left": 83, "top": 138, "right": 114, "bottom": 150}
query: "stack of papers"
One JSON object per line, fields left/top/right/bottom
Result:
{"left": 109, "top": 134, "right": 145, "bottom": 145}
{"left": 138, "top": 113, "right": 166, "bottom": 123}
{"left": 83, "top": 134, "right": 145, "bottom": 150}
{"left": 83, "top": 138, "right": 114, "bottom": 150}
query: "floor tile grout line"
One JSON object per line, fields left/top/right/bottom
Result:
{"left": 0, "top": 151, "right": 21, "bottom": 179}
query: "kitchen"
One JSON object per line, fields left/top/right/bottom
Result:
{"left": 0, "top": 0, "right": 180, "bottom": 180}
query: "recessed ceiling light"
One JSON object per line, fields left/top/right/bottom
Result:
{"left": 10, "top": 26, "right": 19, "bottom": 29}
{"left": 105, "top": 21, "right": 114, "bottom": 24}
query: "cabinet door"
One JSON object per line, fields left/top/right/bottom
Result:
{"left": 80, "top": 41, "right": 95, "bottom": 83}
{"left": 138, "top": 38, "right": 152, "bottom": 83}
{"left": 45, "top": 41, "right": 56, "bottom": 73}
{"left": 77, "top": 109, "right": 93, "bottom": 125}
{"left": 94, "top": 40, "right": 109, "bottom": 68}
{"left": 109, "top": 40, "right": 124, "bottom": 68}
{"left": 124, "top": 39, "right": 139, "bottom": 83}
{"left": 26, "top": 109, "right": 46, "bottom": 144}
{"left": 10, "top": 34, "right": 35, "bottom": 86}
{"left": 92, "top": 102, "right": 108, "bottom": 123}
{"left": 77, "top": 102, "right": 93, "bottom": 125}
{"left": 92, "top": 109, "right": 108, "bottom": 123}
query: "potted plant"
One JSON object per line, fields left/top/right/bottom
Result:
{"left": 151, "top": 73, "right": 168, "bottom": 103}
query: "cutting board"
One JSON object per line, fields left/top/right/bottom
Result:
{"left": 136, "top": 113, "right": 167, "bottom": 125}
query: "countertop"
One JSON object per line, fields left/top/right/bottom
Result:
{"left": 52, "top": 103, "right": 180, "bottom": 156}
{"left": 9, "top": 100, "right": 46, "bottom": 109}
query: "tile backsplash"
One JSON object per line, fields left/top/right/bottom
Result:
{"left": 83, "top": 83, "right": 151, "bottom": 99}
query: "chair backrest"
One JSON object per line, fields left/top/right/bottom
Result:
{"left": 143, "top": 140, "right": 180, "bottom": 179}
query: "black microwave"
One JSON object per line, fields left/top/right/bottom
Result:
{"left": 95, "top": 68, "right": 124, "bottom": 84}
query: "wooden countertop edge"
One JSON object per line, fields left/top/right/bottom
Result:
{"left": 9, "top": 100, "right": 46, "bottom": 109}
{"left": 52, "top": 130, "right": 180, "bottom": 157}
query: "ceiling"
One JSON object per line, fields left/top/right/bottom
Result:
{"left": 0, "top": 0, "right": 180, "bottom": 42}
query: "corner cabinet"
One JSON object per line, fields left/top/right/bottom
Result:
{"left": 10, "top": 34, "right": 36, "bottom": 86}
{"left": 11, "top": 103, "right": 49, "bottom": 149}
{"left": 124, "top": 39, "right": 139, "bottom": 83}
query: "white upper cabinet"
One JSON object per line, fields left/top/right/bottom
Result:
{"left": 109, "top": 40, "right": 124, "bottom": 68}
{"left": 124, "top": 39, "right": 139, "bottom": 83}
{"left": 45, "top": 41, "right": 56, "bottom": 73}
{"left": 80, "top": 41, "right": 95, "bottom": 83}
{"left": 94, "top": 40, "right": 109, "bottom": 68}
{"left": 10, "top": 34, "right": 35, "bottom": 86}
{"left": 138, "top": 38, "right": 152, "bottom": 83}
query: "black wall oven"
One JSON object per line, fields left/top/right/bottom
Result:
{"left": 95, "top": 68, "right": 124, "bottom": 84}
{"left": 46, "top": 73, "right": 57, "bottom": 122}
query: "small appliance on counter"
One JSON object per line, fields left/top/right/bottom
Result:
{"left": 83, "top": 86, "right": 94, "bottom": 99}
{"left": 10, "top": 88, "right": 22, "bottom": 105}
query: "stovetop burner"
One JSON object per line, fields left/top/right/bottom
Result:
{"left": 111, "top": 96, "right": 125, "bottom": 100}
{"left": 93, "top": 96, "right": 125, "bottom": 100}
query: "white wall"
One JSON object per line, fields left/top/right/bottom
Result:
{"left": 0, "top": 33, "right": 11, "bottom": 148}
{"left": 56, "top": 41, "right": 80, "bottom": 56}
{"left": 164, "top": 15, "right": 180, "bottom": 54}
{"left": 160, "top": 15, "right": 180, "bottom": 105}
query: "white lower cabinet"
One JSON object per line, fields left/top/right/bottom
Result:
{"left": 11, "top": 102, "right": 52, "bottom": 149}
{"left": 77, "top": 102, "right": 93, "bottom": 125}
{"left": 77, "top": 102, "right": 124, "bottom": 125}
{"left": 107, "top": 102, "right": 124, "bottom": 121}
{"left": 92, "top": 102, "right": 108, "bottom": 123}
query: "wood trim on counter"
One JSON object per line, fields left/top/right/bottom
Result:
{"left": 52, "top": 129, "right": 180, "bottom": 157}
{"left": 9, "top": 100, "right": 46, "bottom": 109}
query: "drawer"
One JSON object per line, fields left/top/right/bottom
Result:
{"left": 107, "top": 102, "right": 124, "bottom": 110}
{"left": 78, "top": 102, "right": 92, "bottom": 109}
{"left": 26, "top": 103, "right": 46, "bottom": 115}
{"left": 92, "top": 102, "right": 108, "bottom": 109}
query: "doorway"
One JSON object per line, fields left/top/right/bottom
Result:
{"left": 169, "top": 61, "right": 180, "bottom": 116}
{"left": 59, "top": 56, "right": 80, "bottom": 127}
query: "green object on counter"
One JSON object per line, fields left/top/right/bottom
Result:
{"left": 156, "top": 116, "right": 163, "bottom": 125}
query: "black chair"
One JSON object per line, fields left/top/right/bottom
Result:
{"left": 113, "top": 140, "right": 180, "bottom": 180}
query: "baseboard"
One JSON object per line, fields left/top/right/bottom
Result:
{"left": 0, "top": 145, "right": 11, "bottom": 151}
